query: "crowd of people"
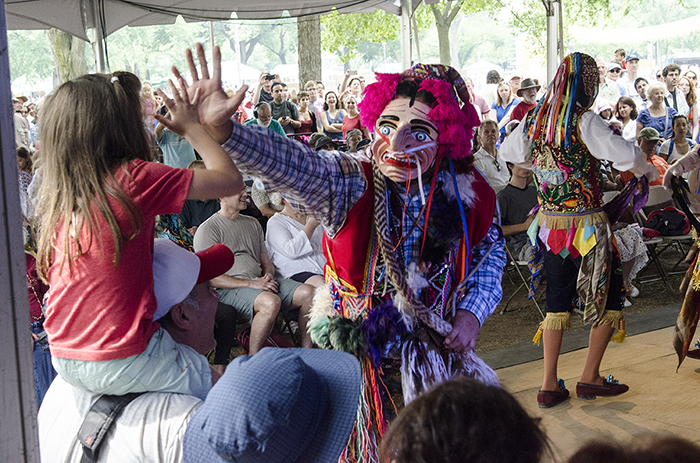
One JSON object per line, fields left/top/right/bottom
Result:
{"left": 11, "top": 42, "right": 700, "bottom": 463}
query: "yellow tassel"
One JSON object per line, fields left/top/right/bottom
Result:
{"left": 532, "top": 325, "right": 543, "bottom": 345}
{"left": 596, "top": 309, "right": 623, "bottom": 329}
{"left": 610, "top": 318, "right": 626, "bottom": 343}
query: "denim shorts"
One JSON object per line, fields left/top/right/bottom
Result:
{"left": 52, "top": 327, "right": 212, "bottom": 400}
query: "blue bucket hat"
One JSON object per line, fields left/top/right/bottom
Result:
{"left": 183, "top": 347, "right": 361, "bottom": 463}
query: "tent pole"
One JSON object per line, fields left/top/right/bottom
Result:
{"left": 400, "top": 0, "right": 411, "bottom": 70}
{"left": 89, "top": 0, "right": 107, "bottom": 73}
{"left": 545, "top": 0, "right": 558, "bottom": 82}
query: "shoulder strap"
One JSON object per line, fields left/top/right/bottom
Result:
{"left": 78, "top": 392, "right": 144, "bottom": 463}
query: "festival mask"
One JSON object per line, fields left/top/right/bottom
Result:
{"left": 370, "top": 97, "right": 439, "bottom": 183}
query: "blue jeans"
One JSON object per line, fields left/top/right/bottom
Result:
{"left": 32, "top": 320, "right": 57, "bottom": 408}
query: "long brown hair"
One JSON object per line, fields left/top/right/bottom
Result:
{"left": 36, "top": 72, "right": 152, "bottom": 281}
{"left": 679, "top": 76, "right": 697, "bottom": 107}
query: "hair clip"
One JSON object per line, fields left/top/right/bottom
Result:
{"left": 111, "top": 76, "right": 119, "bottom": 84}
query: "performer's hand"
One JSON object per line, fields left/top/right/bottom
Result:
{"left": 172, "top": 43, "right": 248, "bottom": 144}
{"left": 663, "top": 163, "right": 682, "bottom": 189}
{"left": 444, "top": 310, "right": 480, "bottom": 352}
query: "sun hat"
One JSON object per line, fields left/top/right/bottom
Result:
{"left": 152, "top": 239, "right": 234, "bottom": 320}
{"left": 182, "top": 347, "right": 361, "bottom": 463}
{"left": 314, "top": 135, "right": 334, "bottom": 150}
{"left": 638, "top": 127, "right": 662, "bottom": 142}
{"left": 516, "top": 78, "right": 541, "bottom": 97}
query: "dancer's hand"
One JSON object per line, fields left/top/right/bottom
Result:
{"left": 154, "top": 77, "right": 201, "bottom": 137}
{"left": 444, "top": 309, "right": 480, "bottom": 352}
{"left": 172, "top": 43, "right": 248, "bottom": 144}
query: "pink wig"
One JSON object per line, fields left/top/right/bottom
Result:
{"left": 359, "top": 70, "right": 478, "bottom": 159}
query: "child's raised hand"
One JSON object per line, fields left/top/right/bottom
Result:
{"left": 154, "top": 76, "right": 201, "bottom": 137}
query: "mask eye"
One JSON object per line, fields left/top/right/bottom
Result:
{"left": 414, "top": 132, "right": 429, "bottom": 142}
{"left": 378, "top": 125, "right": 392, "bottom": 136}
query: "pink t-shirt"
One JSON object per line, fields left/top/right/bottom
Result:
{"left": 342, "top": 114, "right": 365, "bottom": 139}
{"left": 44, "top": 159, "right": 193, "bottom": 361}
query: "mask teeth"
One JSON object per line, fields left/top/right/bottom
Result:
{"left": 415, "top": 156, "right": 425, "bottom": 206}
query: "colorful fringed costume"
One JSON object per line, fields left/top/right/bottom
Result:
{"left": 501, "top": 52, "right": 655, "bottom": 338}
{"left": 221, "top": 64, "right": 506, "bottom": 462}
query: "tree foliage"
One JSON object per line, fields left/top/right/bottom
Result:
{"left": 7, "top": 30, "right": 54, "bottom": 82}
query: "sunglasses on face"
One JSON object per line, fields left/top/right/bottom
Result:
{"left": 609, "top": 69, "right": 621, "bottom": 74}
{"left": 656, "top": 74, "right": 662, "bottom": 78}
{"left": 493, "top": 158, "right": 501, "bottom": 172}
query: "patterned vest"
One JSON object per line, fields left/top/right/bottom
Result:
{"left": 531, "top": 107, "right": 604, "bottom": 215}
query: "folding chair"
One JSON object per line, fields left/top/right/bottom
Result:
{"left": 501, "top": 245, "right": 545, "bottom": 319}
{"left": 634, "top": 185, "right": 675, "bottom": 291}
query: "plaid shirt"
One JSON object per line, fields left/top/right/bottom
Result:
{"left": 223, "top": 123, "right": 505, "bottom": 324}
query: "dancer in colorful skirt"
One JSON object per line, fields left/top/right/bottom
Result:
{"left": 173, "top": 44, "right": 507, "bottom": 462}
{"left": 501, "top": 52, "right": 656, "bottom": 408}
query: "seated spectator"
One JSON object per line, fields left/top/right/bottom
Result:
{"left": 634, "top": 77, "right": 649, "bottom": 110}
{"left": 614, "top": 96, "right": 638, "bottom": 142}
{"left": 266, "top": 197, "right": 326, "bottom": 288}
{"left": 155, "top": 111, "right": 197, "bottom": 169}
{"left": 179, "top": 160, "right": 221, "bottom": 236}
{"left": 321, "top": 91, "right": 345, "bottom": 140}
{"left": 619, "top": 127, "right": 668, "bottom": 186}
{"left": 509, "top": 78, "right": 541, "bottom": 124}
{"left": 270, "top": 82, "right": 300, "bottom": 135}
{"left": 498, "top": 163, "right": 537, "bottom": 262}
{"left": 346, "top": 128, "right": 364, "bottom": 152}
{"left": 488, "top": 81, "right": 520, "bottom": 143}
{"left": 473, "top": 120, "right": 510, "bottom": 193}
{"left": 568, "top": 436, "right": 700, "bottom": 463}
{"left": 308, "top": 132, "right": 327, "bottom": 151}
{"left": 597, "top": 100, "right": 614, "bottom": 121}
{"left": 295, "top": 90, "right": 318, "bottom": 136}
{"left": 636, "top": 80, "right": 677, "bottom": 139}
{"left": 659, "top": 114, "right": 695, "bottom": 164}
{"left": 314, "top": 135, "right": 335, "bottom": 151}
{"left": 342, "top": 94, "right": 370, "bottom": 139}
{"left": 244, "top": 102, "right": 287, "bottom": 137}
{"left": 38, "top": 238, "right": 233, "bottom": 462}
{"left": 193, "top": 190, "right": 315, "bottom": 356}
{"left": 380, "top": 377, "right": 549, "bottom": 463}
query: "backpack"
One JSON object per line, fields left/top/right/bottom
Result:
{"left": 645, "top": 207, "right": 690, "bottom": 236}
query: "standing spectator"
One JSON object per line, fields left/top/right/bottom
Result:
{"left": 141, "top": 81, "right": 158, "bottom": 136}
{"left": 473, "top": 120, "right": 510, "bottom": 193}
{"left": 508, "top": 73, "right": 522, "bottom": 99}
{"left": 316, "top": 81, "right": 325, "bottom": 100}
{"left": 155, "top": 111, "right": 197, "bottom": 169}
{"left": 677, "top": 76, "right": 698, "bottom": 140}
{"left": 294, "top": 90, "right": 318, "bottom": 136}
{"left": 252, "top": 72, "right": 277, "bottom": 105}
{"left": 489, "top": 82, "right": 520, "bottom": 143}
{"left": 619, "top": 53, "right": 642, "bottom": 106}
{"left": 13, "top": 96, "right": 30, "bottom": 149}
{"left": 342, "top": 94, "right": 369, "bottom": 139}
{"left": 663, "top": 64, "right": 689, "bottom": 115}
{"left": 320, "top": 91, "right": 345, "bottom": 140}
{"left": 614, "top": 96, "right": 638, "bottom": 142}
{"left": 17, "top": 146, "right": 33, "bottom": 194}
{"left": 508, "top": 78, "right": 540, "bottom": 125}
{"left": 636, "top": 80, "right": 677, "bottom": 139}
{"left": 634, "top": 77, "right": 649, "bottom": 111}
{"left": 482, "top": 69, "right": 502, "bottom": 107}
{"left": 466, "top": 77, "right": 491, "bottom": 120}
{"left": 684, "top": 69, "right": 698, "bottom": 88}
{"left": 598, "top": 61, "right": 625, "bottom": 104}
{"left": 340, "top": 71, "right": 364, "bottom": 103}
{"left": 244, "top": 102, "right": 287, "bottom": 137}
{"left": 29, "top": 103, "right": 41, "bottom": 148}
{"left": 269, "top": 82, "right": 300, "bottom": 135}
{"left": 304, "top": 80, "right": 325, "bottom": 130}
{"left": 659, "top": 114, "right": 695, "bottom": 164}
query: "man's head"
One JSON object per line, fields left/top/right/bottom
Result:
{"left": 635, "top": 77, "right": 649, "bottom": 99}
{"left": 517, "top": 78, "right": 540, "bottom": 104}
{"left": 255, "top": 103, "right": 272, "bottom": 127}
{"left": 509, "top": 73, "right": 522, "bottom": 95}
{"left": 220, "top": 189, "right": 249, "bottom": 212}
{"left": 663, "top": 64, "right": 682, "bottom": 91}
{"left": 271, "top": 82, "right": 284, "bottom": 104}
{"left": 316, "top": 81, "right": 325, "bottom": 99}
{"left": 479, "top": 120, "right": 499, "bottom": 149}
{"left": 486, "top": 70, "right": 501, "bottom": 85}
{"left": 626, "top": 53, "right": 640, "bottom": 73}
{"left": 606, "top": 62, "right": 622, "bottom": 81}
{"left": 261, "top": 73, "right": 273, "bottom": 92}
{"left": 596, "top": 59, "right": 607, "bottom": 79}
{"left": 304, "top": 80, "right": 316, "bottom": 94}
{"left": 152, "top": 239, "right": 234, "bottom": 355}
{"left": 281, "top": 84, "right": 290, "bottom": 101}
{"left": 637, "top": 127, "right": 661, "bottom": 157}
{"left": 12, "top": 97, "right": 22, "bottom": 112}
{"left": 510, "top": 163, "right": 533, "bottom": 184}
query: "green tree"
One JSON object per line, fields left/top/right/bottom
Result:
{"left": 47, "top": 29, "right": 88, "bottom": 84}
{"left": 7, "top": 30, "right": 54, "bottom": 82}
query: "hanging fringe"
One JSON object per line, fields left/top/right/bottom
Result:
{"left": 541, "top": 312, "right": 571, "bottom": 331}
{"left": 533, "top": 324, "right": 543, "bottom": 345}
{"left": 447, "top": 350, "right": 499, "bottom": 387}
{"left": 596, "top": 309, "right": 624, "bottom": 330}
{"left": 611, "top": 318, "right": 626, "bottom": 343}
{"left": 537, "top": 209, "right": 608, "bottom": 230}
{"left": 340, "top": 357, "right": 387, "bottom": 463}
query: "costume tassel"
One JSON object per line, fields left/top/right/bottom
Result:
{"left": 611, "top": 318, "right": 626, "bottom": 343}
{"left": 533, "top": 324, "right": 543, "bottom": 345}
{"left": 340, "top": 357, "right": 387, "bottom": 463}
{"left": 400, "top": 335, "right": 451, "bottom": 405}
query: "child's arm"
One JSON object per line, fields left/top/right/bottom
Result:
{"left": 155, "top": 78, "right": 244, "bottom": 200}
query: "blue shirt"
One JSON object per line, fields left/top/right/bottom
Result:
{"left": 156, "top": 129, "right": 196, "bottom": 169}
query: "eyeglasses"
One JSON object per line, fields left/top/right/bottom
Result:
{"left": 609, "top": 69, "right": 621, "bottom": 74}
{"left": 493, "top": 158, "right": 501, "bottom": 172}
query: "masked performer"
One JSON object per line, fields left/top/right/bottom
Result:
{"left": 501, "top": 52, "right": 655, "bottom": 408}
{"left": 663, "top": 146, "right": 700, "bottom": 368}
{"left": 174, "top": 45, "right": 506, "bottom": 462}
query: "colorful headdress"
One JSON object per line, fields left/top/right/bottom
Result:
{"left": 358, "top": 64, "right": 479, "bottom": 160}
{"left": 524, "top": 52, "right": 599, "bottom": 149}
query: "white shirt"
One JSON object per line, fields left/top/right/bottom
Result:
{"left": 500, "top": 111, "right": 656, "bottom": 181}
{"left": 39, "top": 376, "right": 201, "bottom": 463}
{"left": 659, "top": 138, "right": 694, "bottom": 165}
{"left": 622, "top": 119, "right": 637, "bottom": 143}
{"left": 472, "top": 147, "right": 510, "bottom": 193}
{"left": 665, "top": 88, "right": 689, "bottom": 115}
{"left": 266, "top": 213, "right": 326, "bottom": 278}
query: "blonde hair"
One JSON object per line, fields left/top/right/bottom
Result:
{"left": 36, "top": 72, "right": 151, "bottom": 281}
{"left": 495, "top": 82, "right": 514, "bottom": 107}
